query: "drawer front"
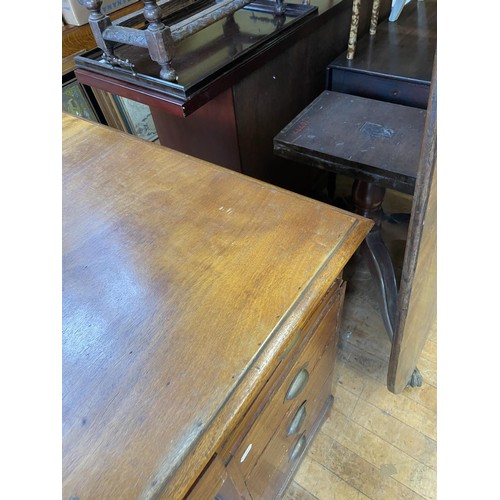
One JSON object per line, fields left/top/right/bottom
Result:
{"left": 327, "top": 67, "right": 430, "bottom": 109}
{"left": 231, "top": 281, "right": 345, "bottom": 482}
{"left": 245, "top": 328, "right": 340, "bottom": 499}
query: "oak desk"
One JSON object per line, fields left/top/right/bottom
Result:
{"left": 62, "top": 113, "right": 372, "bottom": 499}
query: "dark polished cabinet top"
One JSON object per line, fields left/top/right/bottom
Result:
{"left": 75, "top": 0, "right": 317, "bottom": 100}
{"left": 74, "top": 0, "right": 352, "bottom": 115}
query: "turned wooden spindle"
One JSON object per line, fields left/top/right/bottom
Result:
{"left": 142, "top": 0, "right": 177, "bottom": 81}
{"left": 84, "top": 0, "right": 104, "bottom": 20}
{"left": 143, "top": 0, "right": 164, "bottom": 30}
{"left": 352, "top": 179, "right": 385, "bottom": 223}
{"left": 83, "top": 0, "right": 114, "bottom": 59}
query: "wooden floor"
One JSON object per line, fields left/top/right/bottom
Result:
{"left": 283, "top": 186, "right": 437, "bottom": 500}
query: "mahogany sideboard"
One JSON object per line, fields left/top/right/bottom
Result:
{"left": 62, "top": 114, "right": 372, "bottom": 498}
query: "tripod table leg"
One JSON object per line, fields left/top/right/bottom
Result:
{"left": 360, "top": 227, "right": 398, "bottom": 342}
{"left": 351, "top": 179, "right": 422, "bottom": 387}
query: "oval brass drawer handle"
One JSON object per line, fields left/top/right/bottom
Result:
{"left": 290, "top": 432, "right": 307, "bottom": 462}
{"left": 288, "top": 401, "right": 307, "bottom": 436}
{"left": 285, "top": 368, "right": 309, "bottom": 400}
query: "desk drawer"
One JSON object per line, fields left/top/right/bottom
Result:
{"left": 231, "top": 281, "right": 345, "bottom": 484}
{"left": 245, "top": 319, "right": 340, "bottom": 499}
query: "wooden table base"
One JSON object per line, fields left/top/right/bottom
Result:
{"left": 350, "top": 179, "right": 422, "bottom": 387}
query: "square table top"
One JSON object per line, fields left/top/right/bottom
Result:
{"left": 274, "top": 90, "right": 427, "bottom": 194}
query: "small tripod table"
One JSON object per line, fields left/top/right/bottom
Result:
{"left": 274, "top": 90, "right": 426, "bottom": 383}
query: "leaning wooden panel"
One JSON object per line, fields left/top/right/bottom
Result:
{"left": 62, "top": 114, "right": 372, "bottom": 499}
{"left": 388, "top": 58, "right": 437, "bottom": 393}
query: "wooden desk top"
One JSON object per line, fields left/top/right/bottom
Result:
{"left": 62, "top": 114, "right": 371, "bottom": 499}
{"left": 274, "top": 90, "right": 426, "bottom": 194}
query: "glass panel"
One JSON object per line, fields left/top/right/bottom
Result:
{"left": 113, "top": 96, "right": 158, "bottom": 142}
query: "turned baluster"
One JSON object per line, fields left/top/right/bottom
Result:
{"left": 83, "top": 0, "right": 114, "bottom": 60}
{"left": 143, "top": 0, "right": 177, "bottom": 81}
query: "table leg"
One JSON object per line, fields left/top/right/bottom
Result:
{"left": 361, "top": 228, "right": 398, "bottom": 341}
{"left": 352, "top": 179, "right": 422, "bottom": 387}
{"left": 352, "top": 180, "right": 397, "bottom": 341}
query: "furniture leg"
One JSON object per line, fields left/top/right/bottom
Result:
{"left": 360, "top": 227, "right": 397, "bottom": 341}
{"left": 352, "top": 180, "right": 422, "bottom": 387}
{"left": 348, "top": 0, "right": 381, "bottom": 59}
{"left": 407, "top": 367, "right": 423, "bottom": 387}
{"left": 352, "top": 180, "right": 397, "bottom": 342}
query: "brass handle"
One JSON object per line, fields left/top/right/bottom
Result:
{"left": 290, "top": 432, "right": 307, "bottom": 462}
{"left": 285, "top": 368, "right": 309, "bottom": 400}
{"left": 288, "top": 401, "right": 307, "bottom": 436}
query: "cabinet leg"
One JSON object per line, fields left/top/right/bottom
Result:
{"left": 407, "top": 367, "right": 423, "bottom": 388}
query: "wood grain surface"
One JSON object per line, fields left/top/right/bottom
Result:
{"left": 62, "top": 114, "right": 372, "bottom": 499}
{"left": 388, "top": 58, "right": 437, "bottom": 393}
